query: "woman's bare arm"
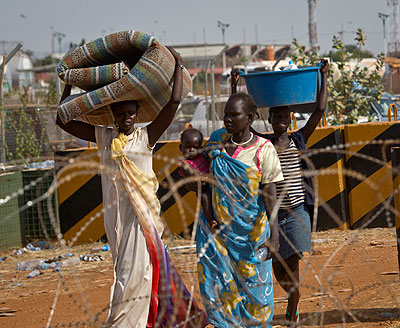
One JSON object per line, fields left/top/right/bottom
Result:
{"left": 302, "top": 59, "right": 329, "bottom": 142}
{"left": 147, "top": 46, "right": 183, "bottom": 147}
{"left": 56, "top": 84, "right": 96, "bottom": 142}
{"left": 261, "top": 182, "right": 279, "bottom": 259}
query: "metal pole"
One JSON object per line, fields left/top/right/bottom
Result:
{"left": 0, "top": 43, "right": 22, "bottom": 73}
{"left": 378, "top": 12, "right": 389, "bottom": 56}
{"left": 0, "top": 44, "right": 23, "bottom": 162}
{"left": 0, "top": 55, "right": 6, "bottom": 108}
{"left": 205, "top": 60, "right": 210, "bottom": 137}
{"left": 0, "top": 55, "right": 6, "bottom": 163}
{"left": 384, "top": 20, "right": 388, "bottom": 56}
{"left": 210, "top": 63, "right": 216, "bottom": 131}
{"left": 209, "top": 45, "right": 229, "bottom": 132}
{"left": 222, "top": 52, "right": 227, "bottom": 76}
{"left": 217, "top": 21, "right": 229, "bottom": 74}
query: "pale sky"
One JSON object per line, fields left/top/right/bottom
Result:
{"left": 0, "top": 0, "right": 389, "bottom": 58}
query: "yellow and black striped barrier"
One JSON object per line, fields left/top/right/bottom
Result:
{"left": 56, "top": 141, "right": 199, "bottom": 243}
{"left": 56, "top": 148, "right": 104, "bottom": 244}
{"left": 392, "top": 147, "right": 400, "bottom": 272}
{"left": 56, "top": 122, "right": 400, "bottom": 243}
{"left": 306, "top": 126, "right": 348, "bottom": 230}
{"left": 152, "top": 140, "right": 198, "bottom": 236}
{"left": 344, "top": 122, "right": 400, "bottom": 228}
{"left": 263, "top": 125, "right": 348, "bottom": 230}
{"left": 57, "top": 127, "right": 349, "bottom": 243}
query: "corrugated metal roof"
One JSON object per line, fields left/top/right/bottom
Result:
{"left": 172, "top": 44, "right": 226, "bottom": 59}
{"left": 384, "top": 56, "right": 400, "bottom": 67}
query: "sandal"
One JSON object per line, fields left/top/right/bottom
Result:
{"left": 285, "top": 305, "right": 299, "bottom": 327}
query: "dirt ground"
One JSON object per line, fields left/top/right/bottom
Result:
{"left": 0, "top": 228, "right": 399, "bottom": 328}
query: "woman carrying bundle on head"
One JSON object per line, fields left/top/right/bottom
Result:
{"left": 196, "top": 92, "right": 284, "bottom": 328}
{"left": 57, "top": 46, "right": 207, "bottom": 328}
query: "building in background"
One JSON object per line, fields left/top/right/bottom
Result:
{"left": 0, "top": 51, "right": 34, "bottom": 95}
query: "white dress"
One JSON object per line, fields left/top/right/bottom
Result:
{"left": 95, "top": 126, "right": 162, "bottom": 328}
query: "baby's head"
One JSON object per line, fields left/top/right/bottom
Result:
{"left": 180, "top": 128, "right": 204, "bottom": 160}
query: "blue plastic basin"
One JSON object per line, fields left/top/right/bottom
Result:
{"left": 241, "top": 65, "right": 321, "bottom": 108}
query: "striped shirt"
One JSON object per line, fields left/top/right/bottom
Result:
{"left": 276, "top": 139, "right": 305, "bottom": 209}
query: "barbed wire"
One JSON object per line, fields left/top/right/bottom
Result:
{"left": 0, "top": 134, "right": 399, "bottom": 328}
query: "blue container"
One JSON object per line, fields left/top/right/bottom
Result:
{"left": 241, "top": 65, "right": 321, "bottom": 108}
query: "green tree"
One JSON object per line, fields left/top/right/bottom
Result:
{"left": 292, "top": 28, "right": 384, "bottom": 125}
{"left": 33, "top": 55, "right": 58, "bottom": 67}
{"left": 5, "top": 97, "right": 51, "bottom": 164}
{"left": 291, "top": 38, "right": 320, "bottom": 66}
{"left": 324, "top": 44, "right": 374, "bottom": 62}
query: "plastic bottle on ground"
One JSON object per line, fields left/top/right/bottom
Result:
{"left": 27, "top": 269, "right": 41, "bottom": 278}
{"left": 13, "top": 248, "right": 26, "bottom": 256}
{"left": 30, "top": 240, "right": 51, "bottom": 250}
{"left": 90, "top": 245, "right": 110, "bottom": 252}
{"left": 250, "top": 247, "right": 270, "bottom": 263}
{"left": 16, "top": 259, "right": 44, "bottom": 271}
{"left": 26, "top": 243, "right": 41, "bottom": 251}
{"left": 38, "top": 262, "right": 58, "bottom": 270}
{"left": 59, "top": 257, "right": 80, "bottom": 268}
{"left": 283, "top": 60, "right": 298, "bottom": 70}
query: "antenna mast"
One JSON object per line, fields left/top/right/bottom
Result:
{"left": 387, "top": 0, "right": 400, "bottom": 55}
{"left": 307, "top": 0, "right": 319, "bottom": 53}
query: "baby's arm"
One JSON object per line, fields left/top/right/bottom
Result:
{"left": 179, "top": 165, "right": 198, "bottom": 192}
{"left": 179, "top": 163, "right": 217, "bottom": 228}
{"left": 200, "top": 186, "right": 217, "bottom": 229}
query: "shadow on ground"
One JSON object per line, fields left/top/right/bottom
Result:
{"left": 272, "top": 307, "right": 400, "bottom": 326}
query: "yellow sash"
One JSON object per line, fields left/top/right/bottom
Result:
{"left": 111, "top": 132, "right": 164, "bottom": 235}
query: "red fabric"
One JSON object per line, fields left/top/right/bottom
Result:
{"left": 145, "top": 236, "right": 159, "bottom": 328}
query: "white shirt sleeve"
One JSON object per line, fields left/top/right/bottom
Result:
{"left": 95, "top": 125, "right": 112, "bottom": 150}
{"left": 260, "top": 142, "right": 284, "bottom": 184}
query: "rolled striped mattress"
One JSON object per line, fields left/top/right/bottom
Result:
{"left": 57, "top": 30, "right": 192, "bottom": 125}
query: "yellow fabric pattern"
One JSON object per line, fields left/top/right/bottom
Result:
{"left": 245, "top": 166, "right": 261, "bottom": 197}
{"left": 215, "top": 235, "right": 228, "bottom": 257}
{"left": 111, "top": 132, "right": 163, "bottom": 234}
{"left": 249, "top": 215, "right": 267, "bottom": 242}
{"left": 245, "top": 303, "right": 272, "bottom": 322}
{"left": 236, "top": 260, "right": 257, "bottom": 278}
{"left": 221, "top": 279, "right": 243, "bottom": 315}
{"left": 197, "top": 263, "right": 206, "bottom": 285}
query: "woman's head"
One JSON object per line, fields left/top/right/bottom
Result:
{"left": 268, "top": 106, "right": 291, "bottom": 133}
{"left": 223, "top": 93, "right": 258, "bottom": 134}
{"left": 111, "top": 100, "right": 140, "bottom": 133}
{"left": 180, "top": 128, "right": 204, "bottom": 160}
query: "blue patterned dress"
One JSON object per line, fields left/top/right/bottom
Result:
{"left": 196, "top": 129, "right": 283, "bottom": 328}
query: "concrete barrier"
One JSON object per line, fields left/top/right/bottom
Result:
{"left": 344, "top": 122, "right": 400, "bottom": 228}
{"left": 56, "top": 142, "right": 200, "bottom": 243}
{"left": 306, "top": 126, "right": 348, "bottom": 230}
{"left": 56, "top": 148, "right": 104, "bottom": 244}
{"left": 391, "top": 147, "right": 400, "bottom": 272}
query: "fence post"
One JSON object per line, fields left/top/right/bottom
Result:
{"left": 0, "top": 55, "right": 6, "bottom": 163}
{"left": 392, "top": 147, "right": 400, "bottom": 272}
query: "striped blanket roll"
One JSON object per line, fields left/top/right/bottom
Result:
{"left": 57, "top": 30, "right": 192, "bottom": 125}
